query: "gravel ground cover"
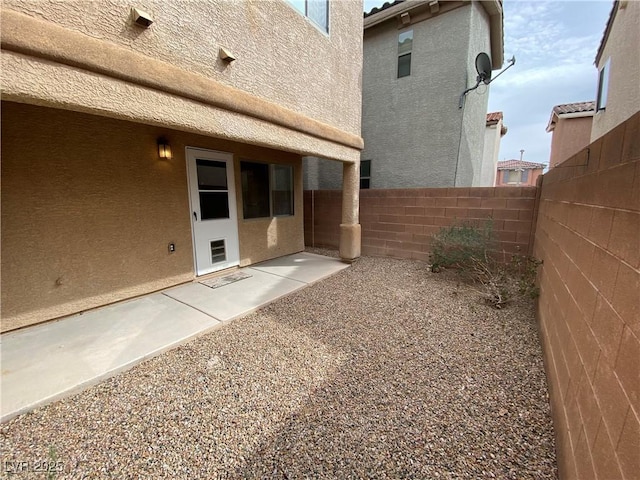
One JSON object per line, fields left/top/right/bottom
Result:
{"left": 1, "top": 250, "right": 557, "bottom": 479}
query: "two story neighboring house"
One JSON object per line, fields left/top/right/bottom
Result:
{"left": 544, "top": 0, "right": 639, "bottom": 169}
{"left": 304, "top": 0, "right": 503, "bottom": 190}
{"left": 1, "top": 0, "right": 364, "bottom": 332}
{"left": 546, "top": 101, "right": 595, "bottom": 169}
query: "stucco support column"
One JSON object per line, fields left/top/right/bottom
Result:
{"left": 339, "top": 160, "right": 361, "bottom": 263}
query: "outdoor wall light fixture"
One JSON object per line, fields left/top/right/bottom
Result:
{"left": 157, "top": 138, "right": 172, "bottom": 159}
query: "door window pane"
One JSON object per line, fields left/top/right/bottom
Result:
{"left": 241, "top": 162, "right": 271, "bottom": 219}
{"left": 197, "top": 160, "right": 227, "bottom": 190}
{"left": 199, "top": 192, "right": 229, "bottom": 220}
{"left": 272, "top": 165, "right": 294, "bottom": 216}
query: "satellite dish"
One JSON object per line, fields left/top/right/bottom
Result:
{"left": 475, "top": 52, "right": 492, "bottom": 84}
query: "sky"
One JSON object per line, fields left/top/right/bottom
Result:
{"left": 362, "top": 0, "right": 613, "bottom": 166}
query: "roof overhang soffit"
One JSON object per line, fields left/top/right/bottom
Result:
{"left": 478, "top": 0, "right": 504, "bottom": 69}
{"left": 546, "top": 111, "right": 595, "bottom": 132}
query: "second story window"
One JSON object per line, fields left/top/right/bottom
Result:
{"left": 397, "top": 29, "right": 413, "bottom": 78}
{"left": 596, "top": 58, "right": 610, "bottom": 111}
{"left": 286, "top": 0, "right": 329, "bottom": 33}
{"left": 505, "top": 169, "right": 528, "bottom": 184}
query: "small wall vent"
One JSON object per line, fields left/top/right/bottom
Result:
{"left": 210, "top": 240, "right": 226, "bottom": 264}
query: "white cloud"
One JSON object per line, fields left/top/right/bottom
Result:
{"left": 488, "top": 0, "right": 611, "bottom": 162}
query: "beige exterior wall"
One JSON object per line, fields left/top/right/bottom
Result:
{"left": 1, "top": 2, "right": 363, "bottom": 163}
{"left": 1, "top": 0, "right": 362, "bottom": 137}
{"left": 1, "top": 102, "right": 303, "bottom": 332}
{"left": 549, "top": 116, "right": 593, "bottom": 168}
{"left": 591, "top": 1, "right": 640, "bottom": 141}
{"left": 1, "top": 0, "right": 363, "bottom": 331}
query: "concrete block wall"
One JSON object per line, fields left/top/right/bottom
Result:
{"left": 304, "top": 187, "right": 538, "bottom": 262}
{"left": 533, "top": 112, "right": 639, "bottom": 479}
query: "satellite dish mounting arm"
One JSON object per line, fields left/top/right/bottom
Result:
{"left": 458, "top": 55, "right": 516, "bottom": 109}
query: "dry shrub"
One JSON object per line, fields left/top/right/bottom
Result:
{"left": 430, "top": 220, "right": 541, "bottom": 308}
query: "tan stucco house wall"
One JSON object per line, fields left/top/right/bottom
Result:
{"left": 549, "top": 115, "right": 593, "bottom": 168}
{"left": 591, "top": 0, "right": 640, "bottom": 141}
{"left": 1, "top": 0, "right": 364, "bottom": 332}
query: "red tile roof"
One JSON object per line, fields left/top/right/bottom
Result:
{"left": 552, "top": 101, "right": 595, "bottom": 115}
{"left": 364, "top": 0, "right": 404, "bottom": 18}
{"left": 486, "top": 111, "right": 503, "bottom": 125}
{"left": 497, "top": 160, "right": 546, "bottom": 170}
{"left": 546, "top": 101, "right": 595, "bottom": 132}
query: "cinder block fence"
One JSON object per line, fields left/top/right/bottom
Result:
{"left": 533, "top": 113, "right": 639, "bottom": 479}
{"left": 304, "top": 186, "right": 538, "bottom": 262}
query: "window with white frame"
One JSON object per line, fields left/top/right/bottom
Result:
{"left": 397, "top": 30, "right": 413, "bottom": 78}
{"left": 241, "top": 161, "right": 294, "bottom": 219}
{"left": 286, "top": 0, "right": 329, "bottom": 33}
{"left": 596, "top": 58, "right": 610, "bottom": 111}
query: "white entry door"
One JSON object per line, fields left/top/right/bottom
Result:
{"left": 186, "top": 148, "right": 240, "bottom": 275}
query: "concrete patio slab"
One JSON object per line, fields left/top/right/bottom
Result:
{"left": 163, "top": 268, "right": 305, "bottom": 322}
{"left": 250, "top": 251, "right": 349, "bottom": 284}
{"left": 1, "top": 252, "right": 349, "bottom": 423}
{"left": 1, "top": 294, "right": 221, "bottom": 423}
